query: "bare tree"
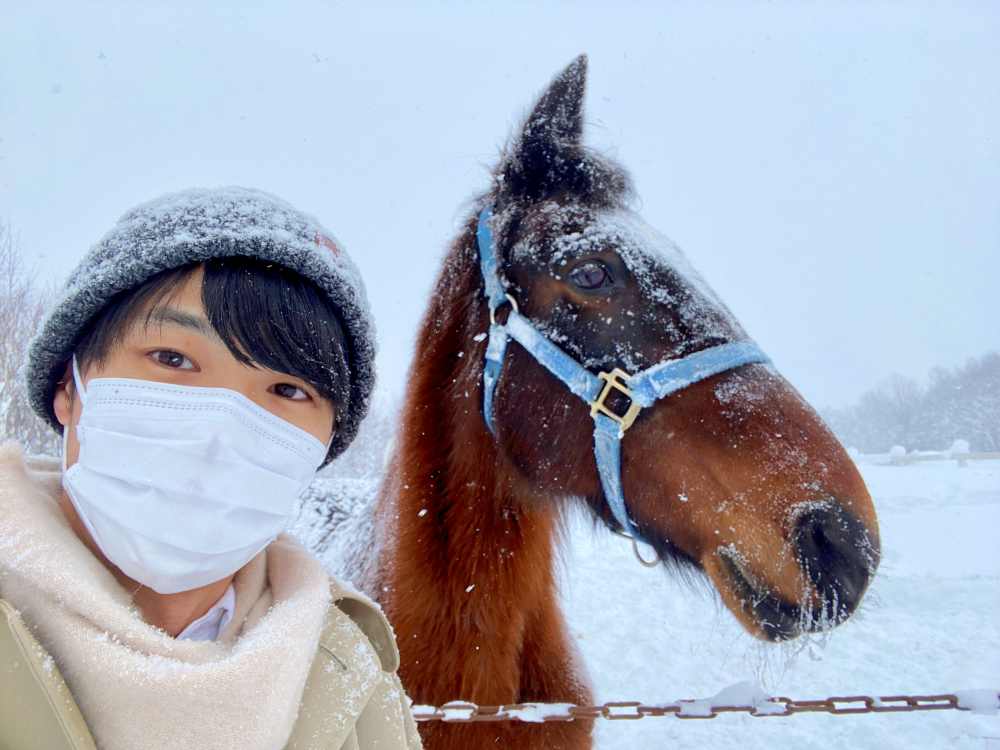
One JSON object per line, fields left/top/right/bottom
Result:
{"left": 0, "top": 219, "right": 60, "bottom": 455}
{"left": 318, "top": 396, "right": 400, "bottom": 480}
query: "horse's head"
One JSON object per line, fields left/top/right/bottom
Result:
{"left": 480, "top": 56, "right": 880, "bottom": 641}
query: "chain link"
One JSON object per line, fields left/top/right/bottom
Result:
{"left": 412, "top": 692, "right": 997, "bottom": 723}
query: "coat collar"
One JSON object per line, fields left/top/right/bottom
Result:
{"left": 331, "top": 582, "right": 400, "bottom": 673}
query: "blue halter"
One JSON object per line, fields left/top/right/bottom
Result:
{"left": 476, "top": 206, "right": 771, "bottom": 545}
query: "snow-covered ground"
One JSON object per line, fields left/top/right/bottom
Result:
{"left": 559, "top": 458, "right": 1000, "bottom": 748}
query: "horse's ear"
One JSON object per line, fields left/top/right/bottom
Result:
{"left": 497, "top": 55, "right": 590, "bottom": 202}
{"left": 522, "top": 54, "right": 587, "bottom": 147}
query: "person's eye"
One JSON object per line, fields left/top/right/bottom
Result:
{"left": 272, "top": 383, "right": 311, "bottom": 401}
{"left": 568, "top": 261, "right": 613, "bottom": 291}
{"left": 150, "top": 350, "right": 196, "bottom": 370}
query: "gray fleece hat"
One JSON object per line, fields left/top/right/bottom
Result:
{"left": 25, "top": 186, "right": 376, "bottom": 463}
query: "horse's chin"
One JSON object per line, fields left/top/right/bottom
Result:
{"left": 704, "top": 549, "right": 856, "bottom": 643}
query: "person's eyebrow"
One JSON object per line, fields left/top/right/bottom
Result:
{"left": 146, "top": 307, "right": 219, "bottom": 339}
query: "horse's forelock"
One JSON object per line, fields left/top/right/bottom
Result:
{"left": 494, "top": 144, "right": 632, "bottom": 212}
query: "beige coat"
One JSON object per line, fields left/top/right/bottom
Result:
{"left": 0, "top": 444, "right": 421, "bottom": 750}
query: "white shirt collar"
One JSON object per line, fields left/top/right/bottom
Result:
{"left": 176, "top": 583, "right": 236, "bottom": 642}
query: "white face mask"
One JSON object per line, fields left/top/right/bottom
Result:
{"left": 62, "top": 356, "right": 331, "bottom": 595}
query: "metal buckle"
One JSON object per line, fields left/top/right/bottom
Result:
{"left": 489, "top": 293, "right": 519, "bottom": 326}
{"left": 590, "top": 368, "right": 641, "bottom": 431}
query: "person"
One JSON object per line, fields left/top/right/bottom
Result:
{"left": 0, "top": 187, "right": 421, "bottom": 750}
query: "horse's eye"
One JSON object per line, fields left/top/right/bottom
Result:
{"left": 569, "top": 261, "right": 612, "bottom": 291}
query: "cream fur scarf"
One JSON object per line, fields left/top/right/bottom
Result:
{"left": 0, "top": 444, "right": 333, "bottom": 750}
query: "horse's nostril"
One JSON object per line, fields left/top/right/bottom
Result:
{"left": 793, "top": 504, "right": 879, "bottom": 625}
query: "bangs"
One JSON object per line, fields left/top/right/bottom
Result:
{"left": 201, "top": 256, "right": 349, "bottom": 411}
{"left": 73, "top": 256, "right": 350, "bottom": 422}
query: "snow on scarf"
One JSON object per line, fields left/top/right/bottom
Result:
{"left": 0, "top": 444, "right": 333, "bottom": 750}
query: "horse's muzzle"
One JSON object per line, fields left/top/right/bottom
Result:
{"left": 718, "top": 502, "right": 880, "bottom": 642}
{"left": 793, "top": 504, "right": 881, "bottom": 631}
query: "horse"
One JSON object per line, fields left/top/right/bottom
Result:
{"left": 297, "top": 55, "right": 881, "bottom": 750}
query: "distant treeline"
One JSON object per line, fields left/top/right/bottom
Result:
{"left": 0, "top": 220, "right": 59, "bottom": 455}
{"left": 822, "top": 352, "right": 1000, "bottom": 454}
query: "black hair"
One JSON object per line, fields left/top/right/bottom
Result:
{"left": 72, "top": 255, "right": 349, "bottom": 430}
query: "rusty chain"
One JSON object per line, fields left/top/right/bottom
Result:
{"left": 412, "top": 692, "right": 998, "bottom": 723}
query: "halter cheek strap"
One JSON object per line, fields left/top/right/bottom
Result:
{"left": 475, "top": 206, "right": 771, "bottom": 545}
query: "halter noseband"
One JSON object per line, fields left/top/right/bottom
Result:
{"left": 476, "top": 206, "right": 770, "bottom": 546}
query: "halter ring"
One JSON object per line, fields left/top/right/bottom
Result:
{"left": 613, "top": 528, "right": 662, "bottom": 567}
{"left": 631, "top": 537, "right": 662, "bottom": 567}
{"left": 489, "top": 293, "right": 519, "bottom": 327}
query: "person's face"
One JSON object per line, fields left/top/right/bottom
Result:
{"left": 53, "top": 266, "right": 336, "bottom": 470}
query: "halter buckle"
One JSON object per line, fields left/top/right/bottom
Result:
{"left": 590, "top": 368, "right": 642, "bottom": 432}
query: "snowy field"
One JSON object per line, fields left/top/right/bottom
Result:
{"left": 559, "top": 458, "right": 1000, "bottom": 749}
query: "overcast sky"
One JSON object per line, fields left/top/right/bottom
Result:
{"left": 2, "top": 1, "right": 997, "bottom": 410}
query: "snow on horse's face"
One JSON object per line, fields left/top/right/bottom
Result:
{"left": 486, "top": 57, "right": 880, "bottom": 641}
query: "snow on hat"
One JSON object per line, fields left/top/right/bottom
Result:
{"left": 25, "top": 186, "right": 376, "bottom": 463}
